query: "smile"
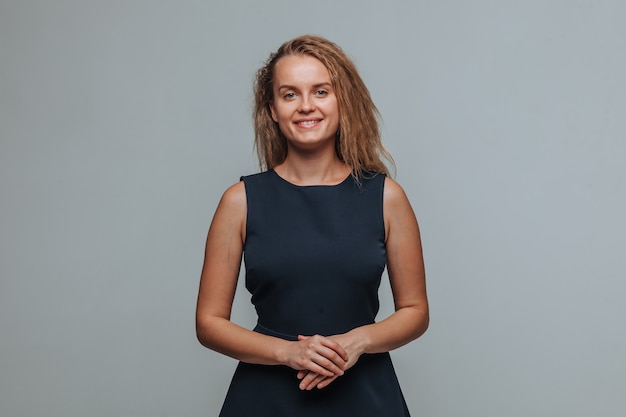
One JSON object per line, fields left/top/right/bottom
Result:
{"left": 295, "top": 119, "right": 322, "bottom": 127}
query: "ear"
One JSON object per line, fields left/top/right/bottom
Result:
{"left": 269, "top": 102, "right": 278, "bottom": 122}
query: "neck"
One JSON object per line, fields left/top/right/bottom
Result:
{"left": 274, "top": 147, "right": 351, "bottom": 186}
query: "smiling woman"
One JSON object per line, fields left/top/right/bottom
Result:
{"left": 252, "top": 35, "right": 395, "bottom": 182}
{"left": 196, "top": 35, "right": 429, "bottom": 416}
{"left": 269, "top": 55, "right": 340, "bottom": 156}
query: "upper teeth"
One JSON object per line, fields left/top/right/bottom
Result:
{"left": 298, "top": 120, "right": 317, "bottom": 126}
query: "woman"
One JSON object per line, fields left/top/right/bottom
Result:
{"left": 196, "top": 35, "right": 428, "bottom": 416}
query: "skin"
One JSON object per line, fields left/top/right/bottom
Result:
{"left": 196, "top": 54, "right": 429, "bottom": 391}
{"left": 270, "top": 55, "right": 340, "bottom": 162}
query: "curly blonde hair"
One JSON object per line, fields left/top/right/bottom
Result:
{"left": 253, "top": 35, "right": 394, "bottom": 177}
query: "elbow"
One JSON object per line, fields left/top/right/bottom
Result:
{"left": 196, "top": 313, "right": 232, "bottom": 353}
{"left": 410, "top": 307, "right": 429, "bottom": 342}
{"left": 195, "top": 316, "right": 215, "bottom": 349}
{"left": 419, "top": 311, "right": 430, "bottom": 337}
{"left": 196, "top": 323, "right": 208, "bottom": 348}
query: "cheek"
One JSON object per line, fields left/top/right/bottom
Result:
{"left": 323, "top": 98, "right": 339, "bottom": 116}
{"left": 324, "top": 102, "right": 340, "bottom": 124}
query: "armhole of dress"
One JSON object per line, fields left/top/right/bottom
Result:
{"left": 240, "top": 176, "right": 249, "bottom": 247}
{"left": 380, "top": 174, "right": 388, "bottom": 243}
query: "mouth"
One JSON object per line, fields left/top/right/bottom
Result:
{"left": 295, "top": 119, "right": 322, "bottom": 128}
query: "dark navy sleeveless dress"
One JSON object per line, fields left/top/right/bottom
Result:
{"left": 218, "top": 169, "right": 411, "bottom": 417}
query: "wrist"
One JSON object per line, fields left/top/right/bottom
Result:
{"left": 273, "top": 339, "right": 291, "bottom": 366}
{"left": 347, "top": 327, "right": 371, "bottom": 356}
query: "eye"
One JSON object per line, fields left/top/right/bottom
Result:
{"left": 315, "top": 90, "right": 328, "bottom": 97}
{"left": 283, "top": 92, "right": 296, "bottom": 99}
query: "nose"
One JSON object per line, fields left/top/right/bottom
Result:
{"left": 298, "top": 95, "right": 315, "bottom": 113}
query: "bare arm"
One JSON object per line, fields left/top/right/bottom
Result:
{"left": 351, "top": 177, "right": 429, "bottom": 352}
{"left": 298, "top": 177, "right": 429, "bottom": 389}
{"left": 195, "top": 181, "right": 348, "bottom": 377}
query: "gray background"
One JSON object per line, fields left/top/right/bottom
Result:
{"left": 1, "top": 1, "right": 625, "bottom": 416}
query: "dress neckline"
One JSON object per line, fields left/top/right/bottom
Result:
{"left": 269, "top": 169, "right": 352, "bottom": 188}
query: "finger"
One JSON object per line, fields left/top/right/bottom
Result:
{"left": 308, "top": 360, "right": 340, "bottom": 377}
{"left": 298, "top": 336, "right": 346, "bottom": 375}
{"left": 316, "top": 337, "right": 349, "bottom": 362}
{"left": 298, "top": 371, "right": 318, "bottom": 390}
{"left": 310, "top": 352, "right": 345, "bottom": 376}
{"left": 300, "top": 334, "right": 348, "bottom": 362}
{"left": 305, "top": 336, "right": 348, "bottom": 367}
{"left": 297, "top": 355, "right": 337, "bottom": 377}
{"left": 300, "top": 372, "right": 328, "bottom": 391}
{"left": 313, "top": 345, "right": 347, "bottom": 373}
{"left": 316, "top": 374, "right": 338, "bottom": 390}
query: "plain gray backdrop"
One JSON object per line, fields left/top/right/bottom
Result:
{"left": 1, "top": 1, "right": 625, "bottom": 416}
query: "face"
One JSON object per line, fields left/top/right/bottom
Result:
{"left": 269, "top": 55, "right": 340, "bottom": 151}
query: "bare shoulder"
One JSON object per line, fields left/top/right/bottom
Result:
{"left": 383, "top": 177, "right": 418, "bottom": 240}
{"left": 219, "top": 180, "right": 247, "bottom": 211}
{"left": 210, "top": 180, "right": 247, "bottom": 240}
{"left": 383, "top": 177, "right": 412, "bottom": 208}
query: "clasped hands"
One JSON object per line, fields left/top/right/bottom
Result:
{"left": 286, "top": 333, "right": 362, "bottom": 391}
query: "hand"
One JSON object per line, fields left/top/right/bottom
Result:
{"left": 282, "top": 334, "right": 348, "bottom": 379}
{"left": 296, "top": 332, "right": 364, "bottom": 390}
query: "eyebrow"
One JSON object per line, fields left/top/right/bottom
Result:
{"left": 277, "top": 82, "right": 333, "bottom": 91}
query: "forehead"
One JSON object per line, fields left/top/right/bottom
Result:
{"left": 273, "top": 55, "right": 331, "bottom": 87}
